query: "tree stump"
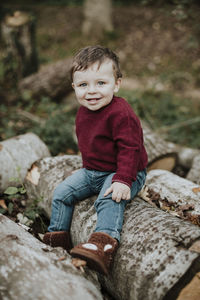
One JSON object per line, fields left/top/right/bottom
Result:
{"left": 18, "top": 57, "right": 73, "bottom": 100}
{"left": 0, "top": 214, "right": 103, "bottom": 300}
{"left": 0, "top": 133, "right": 50, "bottom": 192}
{"left": 82, "top": 0, "right": 113, "bottom": 37}
{"left": 1, "top": 11, "right": 38, "bottom": 81}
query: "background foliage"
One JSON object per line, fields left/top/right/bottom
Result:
{"left": 0, "top": 0, "right": 200, "bottom": 155}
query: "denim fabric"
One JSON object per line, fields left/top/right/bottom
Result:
{"left": 48, "top": 168, "right": 146, "bottom": 241}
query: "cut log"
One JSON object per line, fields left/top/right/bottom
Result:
{"left": 25, "top": 155, "right": 200, "bottom": 300}
{"left": 142, "top": 122, "right": 177, "bottom": 171}
{"left": 144, "top": 169, "right": 200, "bottom": 226}
{"left": 0, "top": 133, "right": 50, "bottom": 192}
{"left": 175, "top": 146, "right": 200, "bottom": 170}
{"left": 18, "top": 57, "right": 73, "bottom": 100}
{"left": 176, "top": 272, "right": 200, "bottom": 300}
{"left": 25, "top": 155, "right": 82, "bottom": 216}
{"left": 0, "top": 214, "right": 103, "bottom": 300}
{"left": 186, "top": 154, "right": 200, "bottom": 185}
{"left": 1, "top": 11, "right": 38, "bottom": 79}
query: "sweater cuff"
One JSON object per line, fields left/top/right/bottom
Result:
{"left": 112, "top": 174, "right": 133, "bottom": 188}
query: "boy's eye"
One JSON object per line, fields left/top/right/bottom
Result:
{"left": 79, "top": 83, "right": 87, "bottom": 87}
{"left": 98, "top": 81, "right": 105, "bottom": 86}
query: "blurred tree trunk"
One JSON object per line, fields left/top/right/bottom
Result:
{"left": 18, "top": 57, "right": 73, "bottom": 100}
{"left": 82, "top": 0, "right": 113, "bottom": 37}
{"left": 1, "top": 11, "right": 38, "bottom": 83}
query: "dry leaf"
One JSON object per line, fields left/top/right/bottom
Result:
{"left": 192, "top": 187, "right": 200, "bottom": 194}
{"left": 57, "top": 256, "right": 66, "bottom": 261}
{"left": 71, "top": 258, "right": 87, "bottom": 272}
{"left": 0, "top": 199, "right": 8, "bottom": 210}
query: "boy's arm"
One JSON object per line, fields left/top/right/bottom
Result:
{"left": 104, "top": 182, "right": 130, "bottom": 203}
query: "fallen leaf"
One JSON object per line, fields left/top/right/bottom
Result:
{"left": 71, "top": 258, "right": 87, "bottom": 271}
{"left": 0, "top": 199, "right": 8, "bottom": 210}
{"left": 192, "top": 187, "right": 200, "bottom": 194}
{"left": 57, "top": 256, "right": 66, "bottom": 261}
{"left": 4, "top": 186, "right": 19, "bottom": 195}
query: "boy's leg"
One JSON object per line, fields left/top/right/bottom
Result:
{"left": 94, "top": 168, "right": 147, "bottom": 242}
{"left": 44, "top": 168, "right": 95, "bottom": 251}
{"left": 70, "top": 169, "right": 146, "bottom": 274}
{"left": 48, "top": 168, "right": 95, "bottom": 232}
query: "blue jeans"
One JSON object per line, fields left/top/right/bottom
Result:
{"left": 48, "top": 168, "right": 146, "bottom": 241}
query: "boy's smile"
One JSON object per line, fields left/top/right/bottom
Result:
{"left": 72, "top": 60, "right": 121, "bottom": 111}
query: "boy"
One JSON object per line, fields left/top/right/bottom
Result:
{"left": 43, "top": 45, "right": 148, "bottom": 275}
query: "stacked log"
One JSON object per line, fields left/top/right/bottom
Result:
{"left": 0, "top": 214, "right": 103, "bottom": 300}
{"left": 24, "top": 156, "right": 200, "bottom": 300}
{"left": 0, "top": 133, "right": 50, "bottom": 193}
{"left": 141, "top": 121, "right": 177, "bottom": 171}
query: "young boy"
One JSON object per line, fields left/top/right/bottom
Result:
{"left": 43, "top": 45, "right": 148, "bottom": 275}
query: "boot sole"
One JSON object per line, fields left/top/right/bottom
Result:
{"left": 70, "top": 247, "right": 108, "bottom": 275}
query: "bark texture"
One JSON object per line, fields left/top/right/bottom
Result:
{"left": 25, "top": 155, "right": 200, "bottom": 300}
{"left": 0, "top": 214, "right": 103, "bottom": 300}
{"left": 18, "top": 57, "right": 73, "bottom": 99}
{"left": 0, "top": 133, "right": 50, "bottom": 192}
{"left": 186, "top": 154, "right": 200, "bottom": 185}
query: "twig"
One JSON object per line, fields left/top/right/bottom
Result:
{"left": 16, "top": 109, "right": 46, "bottom": 125}
{"left": 157, "top": 116, "right": 200, "bottom": 133}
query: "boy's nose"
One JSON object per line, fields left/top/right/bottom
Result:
{"left": 87, "top": 85, "right": 96, "bottom": 93}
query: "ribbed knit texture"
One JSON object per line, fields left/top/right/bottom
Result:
{"left": 76, "top": 96, "right": 148, "bottom": 187}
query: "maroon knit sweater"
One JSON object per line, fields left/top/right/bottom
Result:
{"left": 76, "top": 96, "right": 148, "bottom": 187}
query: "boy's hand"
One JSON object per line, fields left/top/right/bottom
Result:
{"left": 104, "top": 182, "right": 131, "bottom": 203}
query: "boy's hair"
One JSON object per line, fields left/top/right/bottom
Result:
{"left": 70, "top": 45, "right": 122, "bottom": 81}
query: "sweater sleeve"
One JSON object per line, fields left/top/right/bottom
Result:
{"left": 111, "top": 110, "right": 142, "bottom": 187}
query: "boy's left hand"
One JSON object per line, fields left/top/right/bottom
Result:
{"left": 104, "top": 182, "right": 131, "bottom": 203}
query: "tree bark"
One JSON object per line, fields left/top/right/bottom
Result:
{"left": 82, "top": 0, "right": 113, "bottom": 37}
{"left": 0, "top": 133, "right": 50, "bottom": 193}
{"left": 25, "top": 155, "right": 200, "bottom": 300}
{"left": 18, "top": 57, "right": 73, "bottom": 100}
{"left": 0, "top": 214, "right": 103, "bottom": 300}
{"left": 186, "top": 154, "right": 200, "bottom": 185}
{"left": 1, "top": 11, "right": 38, "bottom": 80}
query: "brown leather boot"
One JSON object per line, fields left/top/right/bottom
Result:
{"left": 70, "top": 232, "right": 118, "bottom": 275}
{"left": 43, "top": 231, "right": 72, "bottom": 252}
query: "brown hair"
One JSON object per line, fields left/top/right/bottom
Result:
{"left": 70, "top": 45, "right": 122, "bottom": 81}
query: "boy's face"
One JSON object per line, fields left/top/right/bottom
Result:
{"left": 72, "top": 59, "right": 121, "bottom": 111}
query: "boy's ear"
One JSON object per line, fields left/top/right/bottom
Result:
{"left": 72, "top": 83, "right": 75, "bottom": 89}
{"left": 114, "top": 78, "right": 121, "bottom": 93}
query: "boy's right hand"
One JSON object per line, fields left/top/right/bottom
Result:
{"left": 104, "top": 182, "right": 131, "bottom": 203}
